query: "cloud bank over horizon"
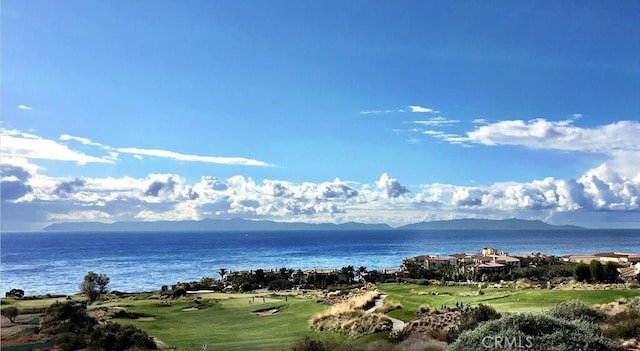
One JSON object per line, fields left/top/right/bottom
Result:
{"left": 1, "top": 125, "right": 639, "bottom": 231}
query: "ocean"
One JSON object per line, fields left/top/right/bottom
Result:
{"left": 1, "top": 229, "right": 639, "bottom": 295}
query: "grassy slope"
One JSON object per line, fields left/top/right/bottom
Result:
{"left": 112, "top": 293, "right": 346, "bottom": 351}
{"left": 377, "top": 283, "right": 640, "bottom": 321}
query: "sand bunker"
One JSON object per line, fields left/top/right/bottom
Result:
{"left": 181, "top": 307, "right": 199, "bottom": 312}
{"left": 255, "top": 308, "right": 280, "bottom": 316}
{"left": 136, "top": 317, "right": 156, "bottom": 321}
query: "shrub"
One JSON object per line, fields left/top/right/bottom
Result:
{"left": 604, "top": 319, "right": 640, "bottom": 339}
{"left": 90, "top": 322, "right": 157, "bottom": 351}
{"left": 172, "top": 287, "right": 187, "bottom": 298}
{"left": 574, "top": 263, "right": 590, "bottom": 282}
{"left": 41, "top": 301, "right": 156, "bottom": 351}
{"left": 290, "top": 336, "right": 333, "bottom": 351}
{"left": 548, "top": 300, "right": 607, "bottom": 323}
{"left": 396, "top": 333, "right": 447, "bottom": 351}
{"left": 446, "top": 304, "right": 501, "bottom": 343}
{"left": 1, "top": 306, "right": 19, "bottom": 322}
{"left": 449, "top": 313, "right": 615, "bottom": 351}
{"left": 589, "top": 260, "right": 604, "bottom": 282}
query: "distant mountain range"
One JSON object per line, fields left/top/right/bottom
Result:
{"left": 43, "top": 218, "right": 583, "bottom": 232}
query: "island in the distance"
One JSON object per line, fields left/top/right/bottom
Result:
{"left": 43, "top": 218, "right": 583, "bottom": 232}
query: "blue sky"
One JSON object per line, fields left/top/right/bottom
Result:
{"left": 2, "top": 1, "right": 639, "bottom": 230}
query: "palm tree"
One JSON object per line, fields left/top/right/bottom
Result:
{"left": 357, "top": 266, "right": 367, "bottom": 282}
{"left": 218, "top": 268, "right": 227, "bottom": 281}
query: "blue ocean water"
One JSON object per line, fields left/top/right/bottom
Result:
{"left": 1, "top": 229, "right": 639, "bottom": 295}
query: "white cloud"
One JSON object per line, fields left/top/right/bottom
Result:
{"left": 360, "top": 109, "right": 396, "bottom": 115}
{"left": 465, "top": 119, "right": 640, "bottom": 154}
{"left": 0, "top": 129, "right": 114, "bottom": 165}
{"left": 117, "top": 147, "right": 271, "bottom": 167}
{"left": 413, "top": 116, "right": 460, "bottom": 126}
{"left": 18, "top": 105, "right": 33, "bottom": 110}
{"left": 1, "top": 129, "right": 272, "bottom": 168}
{"left": 60, "top": 134, "right": 111, "bottom": 148}
{"left": 360, "top": 105, "right": 437, "bottom": 115}
{"left": 409, "top": 105, "right": 433, "bottom": 113}
{"left": 3, "top": 156, "right": 639, "bottom": 230}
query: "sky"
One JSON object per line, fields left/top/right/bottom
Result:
{"left": 1, "top": 1, "right": 639, "bottom": 231}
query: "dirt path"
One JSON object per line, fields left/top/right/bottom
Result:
{"left": 366, "top": 294, "right": 405, "bottom": 332}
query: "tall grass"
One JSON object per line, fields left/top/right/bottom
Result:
{"left": 310, "top": 291, "right": 391, "bottom": 337}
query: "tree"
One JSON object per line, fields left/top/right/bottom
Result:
{"left": 340, "top": 265, "right": 355, "bottom": 284}
{"left": 589, "top": 260, "right": 604, "bottom": 282}
{"left": 356, "top": 266, "right": 367, "bottom": 282}
{"left": 573, "top": 263, "right": 590, "bottom": 282}
{"left": 1, "top": 306, "right": 19, "bottom": 323}
{"left": 218, "top": 268, "right": 227, "bottom": 281}
{"left": 603, "top": 262, "right": 619, "bottom": 283}
{"left": 80, "top": 271, "right": 109, "bottom": 303}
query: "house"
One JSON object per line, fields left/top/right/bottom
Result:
{"left": 618, "top": 262, "right": 640, "bottom": 282}
{"left": 409, "top": 255, "right": 457, "bottom": 270}
{"left": 495, "top": 255, "right": 521, "bottom": 268}
{"left": 594, "top": 252, "right": 640, "bottom": 264}
{"left": 464, "top": 262, "right": 506, "bottom": 275}
{"left": 482, "top": 247, "right": 498, "bottom": 256}
{"left": 563, "top": 252, "right": 640, "bottom": 265}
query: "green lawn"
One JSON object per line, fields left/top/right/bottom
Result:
{"left": 377, "top": 283, "right": 640, "bottom": 321}
{"left": 112, "top": 293, "right": 348, "bottom": 351}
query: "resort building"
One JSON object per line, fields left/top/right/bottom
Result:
{"left": 409, "top": 255, "right": 457, "bottom": 270}
{"left": 562, "top": 252, "right": 640, "bottom": 265}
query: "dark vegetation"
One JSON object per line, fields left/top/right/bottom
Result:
{"left": 41, "top": 301, "right": 156, "bottom": 351}
{"left": 448, "top": 313, "right": 616, "bottom": 351}
{"left": 79, "top": 271, "right": 110, "bottom": 303}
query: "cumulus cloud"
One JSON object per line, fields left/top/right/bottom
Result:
{"left": 0, "top": 165, "right": 33, "bottom": 201}
{"left": 375, "top": 173, "right": 409, "bottom": 198}
{"left": 2, "top": 161, "right": 639, "bottom": 231}
{"left": 465, "top": 119, "right": 640, "bottom": 154}
{"left": 145, "top": 176, "right": 177, "bottom": 197}
{"left": 54, "top": 179, "right": 86, "bottom": 197}
{"left": 18, "top": 105, "right": 33, "bottom": 110}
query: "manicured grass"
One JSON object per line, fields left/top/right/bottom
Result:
{"left": 113, "top": 293, "right": 349, "bottom": 351}
{"left": 378, "top": 283, "right": 640, "bottom": 321}
{"left": 1, "top": 297, "right": 80, "bottom": 309}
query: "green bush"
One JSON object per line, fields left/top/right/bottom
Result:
{"left": 449, "top": 313, "right": 615, "bottom": 351}
{"left": 574, "top": 263, "right": 590, "bottom": 282}
{"left": 90, "top": 322, "right": 157, "bottom": 351}
{"left": 548, "top": 300, "right": 607, "bottom": 323}
{"left": 41, "top": 301, "right": 156, "bottom": 351}
{"left": 446, "top": 304, "right": 501, "bottom": 343}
